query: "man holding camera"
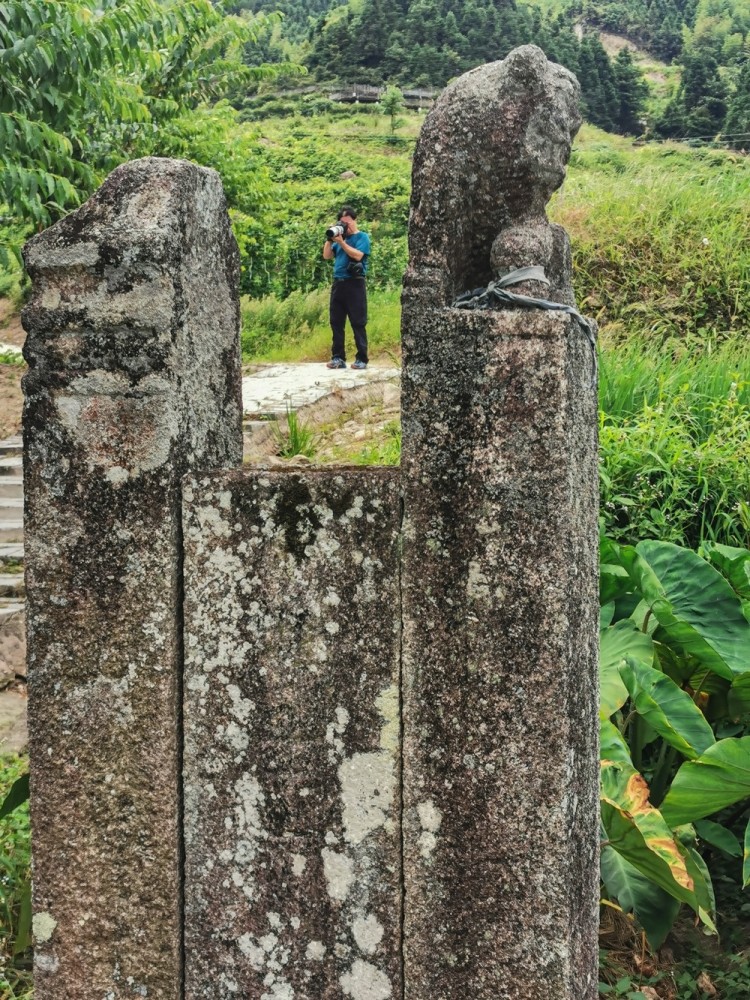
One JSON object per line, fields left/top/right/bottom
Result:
{"left": 323, "top": 206, "right": 371, "bottom": 369}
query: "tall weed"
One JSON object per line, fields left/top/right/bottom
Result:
{"left": 554, "top": 128, "right": 750, "bottom": 345}
{"left": 600, "top": 340, "right": 750, "bottom": 547}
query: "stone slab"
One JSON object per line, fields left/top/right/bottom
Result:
{"left": 22, "top": 157, "right": 243, "bottom": 999}
{"left": 242, "top": 363, "right": 400, "bottom": 416}
{"left": 183, "top": 467, "right": 402, "bottom": 1000}
{"left": 400, "top": 307, "right": 600, "bottom": 1000}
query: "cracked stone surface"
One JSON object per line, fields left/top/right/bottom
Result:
{"left": 22, "top": 157, "right": 243, "bottom": 1000}
{"left": 182, "top": 468, "right": 402, "bottom": 1000}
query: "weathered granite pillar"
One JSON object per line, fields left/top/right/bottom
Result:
{"left": 22, "top": 158, "right": 243, "bottom": 999}
{"left": 400, "top": 47, "right": 600, "bottom": 999}
{"left": 182, "top": 469, "right": 402, "bottom": 999}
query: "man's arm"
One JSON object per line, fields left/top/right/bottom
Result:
{"left": 333, "top": 236, "right": 364, "bottom": 261}
{"left": 323, "top": 239, "right": 334, "bottom": 260}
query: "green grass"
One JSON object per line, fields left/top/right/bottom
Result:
{"left": 598, "top": 338, "right": 750, "bottom": 547}
{"left": 0, "top": 755, "right": 31, "bottom": 999}
{"left": 274, "top": 407, "right": 319, "bottom": 458}
{"left": 553, "top": 126, "right": 750, "bottom": 346}
{"left": 241, "top": 286, "right": 402, "bottom": 363}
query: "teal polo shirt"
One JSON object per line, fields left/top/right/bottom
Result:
{"left": 332, "top": 231, "right": 370, "bottom": 279}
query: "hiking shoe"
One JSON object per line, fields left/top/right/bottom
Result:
{"left": 351, "top": 360, "right": 368, "bottom": 370}
{"left": 326, "top": 357, "right": 346, "bottom": 369}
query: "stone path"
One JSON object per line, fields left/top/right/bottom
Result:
{"left": 242, "top": 361, "right": 401, "bottom": 416}
{"left": 0, "top": 434, "right": 25, "bottom": 753}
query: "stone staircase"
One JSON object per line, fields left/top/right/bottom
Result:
{"left": 0, "top": 436, "right": 24, "bottom": 617}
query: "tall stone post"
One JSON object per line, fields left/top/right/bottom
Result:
{"left": 400, "top": 47, "right": 600, "bottom": 999}
{"left": 22, "top": 158, "right": 243, "bottom": 999}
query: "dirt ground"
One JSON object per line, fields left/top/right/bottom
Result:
{"left": 0, "top": 301, "right": 25, "bottom": 441}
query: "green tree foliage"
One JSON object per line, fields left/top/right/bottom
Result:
{"left": 723, "top": 58, "right": 750, "bottom": 145}
{"left": 580, "top": 0, "right": 695, "bottom": 61}
{"left": 303, "top": 0, "right": 649, "bottom": 135}
{"left": 0, "top": 0, "right": 275, "bottom": 260}
{"left": 655, "top": 51, "right": 728, "bottom": 136}
{"left": 229, "top": 0, "right": 344, "bottom": 43}
{"left": 380, "top": 85, "right": 405, "bottom": 134}
{"left": 613, "top": 48, "right": 649, "bottom": 133}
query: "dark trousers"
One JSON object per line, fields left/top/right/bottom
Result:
{"left": 330, "top": 278, "right": 368, "bottom": 363}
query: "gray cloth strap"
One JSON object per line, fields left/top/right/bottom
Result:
{"left": 452, "top": 267, "right": 597, "bottom": 382}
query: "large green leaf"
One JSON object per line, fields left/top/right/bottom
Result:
{"left": 600, "top": 845, "right": 680, "bottom": 949}
{"left": 600, "top": 718, "right": 633, "bottom": 765}
{"left": 703, "top": 542, "right": 750, "bottom": 601}
{"left": 601, "top": 563, "right": 633, "bottom": 606}
{"left": 600, "top": 620, "right": 654, "bottom": 719}
{"left": 621, "top": 541, "right": 750, "bottom": 681}
{"left": 727, "top": 673, "right": 750, "bottom": 720}
{"left": 0, "top": 773, "right": 29, "bottom": 819}
{"left": 681, "top": 843, "right": 717, "bottom": 934}
{"left": 660, "top": 736, "right": 750, "bottom": 826}
{"left": 694, "top": 819, "right": 741, "bottom": 858}
{"left": 619, "top": 659, "right": 715, "bottom": 760}
{"left": 600, "top": 760, "right": 698, "bottom": 909}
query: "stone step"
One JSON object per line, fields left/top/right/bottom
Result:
{"left": 0, "top": 574, "right": 24, "bottom": 598}
{"left": 0, "top": 543, "right": 23, "bottom": 562}
{"left": 0, "top": 601, "right": 25, "bottom": 619}
{"left": 0, "top": 497, "right": 23, "bottom": 511}
{"left": 0, "top": 456, "right": 22, "bottom": 476}
{"left": 0, "top": 477, "right": 23, "bottom": 499}
{"left": 0, "top": 524, "right": 23, "bottom": 544}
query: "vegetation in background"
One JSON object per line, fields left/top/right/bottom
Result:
{"left": 240, "top": 287, "right": 402, "bottom": 360}
{"left": 0, "top": 0, "right": 286, "bottom": 265}
{"left": 0, "top": 756, "right": 31, "bottom": 998}
{"left": 599, "top": 339, "right": 750, "bottom": 548}
{"left": 555, "top": 129, "right": 750, "bottom": 345}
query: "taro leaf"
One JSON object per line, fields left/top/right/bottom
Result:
{"left": 601, "top": 534, "right": 625, "bottom": 567}
{"left": 600, "top": 760, "right": 697, "bottom": 909}
{"left": 703, "top": 542, "right": 750, "bottom": 601}
{"left": 660, "top": 736, "right": 750, "bottom": 827}
{"left": 682, "top": 845, "right": 717, "bottom": 933}
{"left": 600, "top": 718, "right": 632, "bottom": 765}
{"left": 621, "top": 541, "right": 750, "bottom": 681}
{"left": 600, "top": 621, "right": 654, "bottom": 719}
{"left": 744, "top": 816, "right": 750, "bottom": 889}
{"left": 601, "top": 563, "right": 633, "bottom": 606}
{"left": 694, "top": 819, "right": 742, "bottom": 858}
{"left": 600, "top": 602, "right": 615, "bottom": 629}
{"left": 0, "top": 773, "right": 29, "bottom": 819}
{"left": 619, "top": 659, "right": 715, "bottom": 760}
{"left": 727, "top": 673, "right": 750, "bottom": 720}
{"left": 600, "top": 844, "right": 680, "bottom": 949}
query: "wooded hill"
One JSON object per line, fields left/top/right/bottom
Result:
{"left": 237, "top": 0, "right": 750, "bottom": 142}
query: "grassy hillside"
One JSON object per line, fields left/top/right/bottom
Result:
{"left": 220, "top": 105, "right": 750, "bottom": 351}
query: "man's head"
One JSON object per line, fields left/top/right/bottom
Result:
{"left": 338, "top": 206, "right": 358, "bottom": 224}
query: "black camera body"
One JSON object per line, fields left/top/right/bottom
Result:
{"left": 326, "top": 222, "right": 349, "bottom": 240}
{"left": 347, "top": 259, "right": 365, "bottom": 278}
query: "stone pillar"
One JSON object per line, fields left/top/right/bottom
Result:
{"left": 400, "top": 47, "right": 600, "bottom": 1000}
{"left": 22, "top": 158, "right": 243, "bottom": 999}
{"left": 181, "top": 469, "right": 402, "bottom": 1000}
